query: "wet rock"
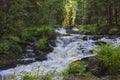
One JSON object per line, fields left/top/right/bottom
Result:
{"left": 84, "top": 50, "right": 93, "bottom": 55}
{"left": 107, "top": 35, "right": 118, "bottom": 39}
{"left": 83, "top": 36, "right": 89, "bottom": 40}
{"left": 41, "top": 43, "right": 54, "bottom": 52}
{"left": 23, "top": 45, "right": 35, "bottom": 58}
{"left": 25, "top": 45, "right": 33, "bottom": 50}
{"left": 35, "top": 50, "right": 47, "bottom": 61}
{"left": 63, "top": 33, "right": 71, "bottom": 36}
{"left": 35, "top": 56, "right": 47, "bottom": 61}
{"left": 48, "top": 40, "right": 56, "bottom": 47}
{"left": 28, "top": 37, "right": 38, "bottom": 43}
{"left": 91, "top": 36, "right": 102, "bottom": 40}
{"left": 26, "top": 52, "right": 35, "bottom": 58}
{"left": 55, "top": 28, "right": 67, "bottom": 35}
{"left": 94, "top": 41, "right": 106, "bottom": 45}
{"left": 72, "top": 27, "right": 79, "bottom": 32}
{"left": 81, "top": 48, "right": 86, "bottom": 53}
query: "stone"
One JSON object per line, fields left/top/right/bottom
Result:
{"left": 94, "top": 41, "right": 106, "bottom": 45}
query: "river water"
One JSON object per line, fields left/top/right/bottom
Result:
{"left": 0, "top": 28, "right": 120, "bottom": 80}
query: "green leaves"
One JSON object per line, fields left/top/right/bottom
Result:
{"left": 62, "top": 61, "right": 87, "bottom": 79}
{"left": 38, "top": 37, "right": 47, "bottom": 49}
{"left": 0, "top": 40, "right": 9, "bottom": 53}
{"left": 95, "top": 44, "right": 120, "bottom": 76}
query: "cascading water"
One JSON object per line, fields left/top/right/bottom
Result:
{"left": 0, "top": 28, "right": 120, "bottom": 80}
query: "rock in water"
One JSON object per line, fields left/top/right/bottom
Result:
{"left": 72, "top": 27, "right": 79, "bottom": 32}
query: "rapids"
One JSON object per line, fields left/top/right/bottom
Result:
{"left": 0, "top": 28, "right": 120, "bottom": 80}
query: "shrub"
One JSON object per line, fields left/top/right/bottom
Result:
{"left": 97, "top": 24, "right": 109, "bottom": 34}
{"left": 94, "top": 44, "right": 120, "bottom": 76}
{"left": 22, "top": 26, "right": 54, "bottom": 40}
{"left": 8, "top": 35, "right": 21, "bottom": 42}
{"left": 79, "top": 24, "right": 97, "bottom": 34}
{"left": 9, "top": 42, "right": 22, "bottom": 54}
{"left": 0, "top": 35, "right": 23, "bottom": 54}
{"left": 62, "top": 61, "right": 87, "bottom": 79}
{"left": 21, "top": 29, "right": 33, "bottom": 40}
{"left": 62, "top": 61, "right": 102, "bottom": 80}
{"left": 38, "top": 37, "right": 47, "bottom": 49}
{"left": 0, "top": 40, "right": 9, "bottom": 53}
{"left": 109, "top": 27, "right": 120, "bottom": 35}
{"left": 34, "top": 26, "right": 54, "bottom": 37}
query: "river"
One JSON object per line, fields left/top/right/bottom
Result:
{"left": 0, "top": 28, "right": 120, "bottom": 80}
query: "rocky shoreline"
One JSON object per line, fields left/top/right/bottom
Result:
{"left": 0, "top": 34, "right": 56, "bottom": 70}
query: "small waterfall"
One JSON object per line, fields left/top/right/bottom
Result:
{"left": 19, "top": 37, "right": 38, "bottom": 62}
{"left": 0, "top": 28, "right": 120, "bottom": 80}
{"left": 20, "top": 45, "right": 35, "bottom": 61}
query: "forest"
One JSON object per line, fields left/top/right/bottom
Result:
{"left": 0, "top": 0, "right": 120, "bottom": 80}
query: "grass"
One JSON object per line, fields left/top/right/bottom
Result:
{"left": 4, "top": 66, "right": 54, "bottom": 80}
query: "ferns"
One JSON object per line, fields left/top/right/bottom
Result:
{"left": 95, "top": 44, "right": 120, "bottom": 76}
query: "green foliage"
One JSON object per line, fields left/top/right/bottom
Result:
{"left": 9, "top": 42, "right": 22, "bottom": 54}
{"left": 62, "top": 61, "right": 103, "bottom": 80}
{"left": 4, "top": 69, "right": 54, "bottom": 80}
{"left": 2, "top": 35, "right": 21, "bottom": 43}
{"left": 0, "top": 35, "right": 22, "bottom": 54}
{"left": 22, "top": 71, "right": 54, "bottom": 80}
{"left": 21, "top": 28, "right": 33, "bottom": 40}
{"left": 62, "top": 61, "right": 87, "bottom": 79}
{"left": 0, "top": 40, "right": 22, "bottom": 54}
{"left": 0, "top": 40, "right": 9, "bottom": 53}
{"left": 21, "top": 70, "right": 54, "bottom": 80}
{"left": 109, "top": 27, "right": 120, "bottom": 35}
{"left": 34, "top": 26, "right": 54, "bottom": 37}
{"left": 76, "top": 0, "right": 120, "bottom": 35}
{"left": 21, "top": 26, "right": 54, "bottom": 41}
{"left": 94, "top": 44, "right": 120, "bottom": 76}
{"left": 38, "top": 37, "right": 47, "bottom": 49}
{"left": 79, "top": 24, "right": 97, "bottom": 34}
{"left": 62, "top": 0, "right": 78, "bottom": 27}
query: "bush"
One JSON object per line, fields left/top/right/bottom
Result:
{"left": 79, "top": 24, "right": 97, "bottom": 34}
{"left": 21, "top": 29, "right": 33, "bottom": 40}
{"left": 33, "top": 26, "right": 54, "bottom": 37}
{"left": 0, "top": 40, "right": 9, "bottom": 53}
{"left": 94, "top": 44, "right": 120, "bottom": 76}
{"left": 0, "top": 35, "right": 22, "bottom": 54}
{"left": 62, "top": 61, "right": 102, "bottom": 80}
{"left": 97, "top": 24, "right": 110, "bottom": 34}
{"left": 22, "top": 26, "right": 54, "bottom": 40}
{"left": 8, "top": 35, "right": 21, "bottom": 42}
{"left": 62, "top": 61, "right": 87, "bottom": 79}
{"left": 0, "top": 41, "right": 22, "bottom": 54}
{"left": 37, "top": 37, "right": 47, "bottom": 49}
{"left": 109, "top": 27, "right": 120, "bottom": 35}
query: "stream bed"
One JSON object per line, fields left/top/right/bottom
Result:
{"left": 0, "top": 28, "right": 120, "bottom": 80}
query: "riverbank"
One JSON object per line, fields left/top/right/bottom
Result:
{"left": 0, "top": 26, "right": 56, "bottom": 70}
{"left": 0, "top": 28, "right": 120, "bottom": 80}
